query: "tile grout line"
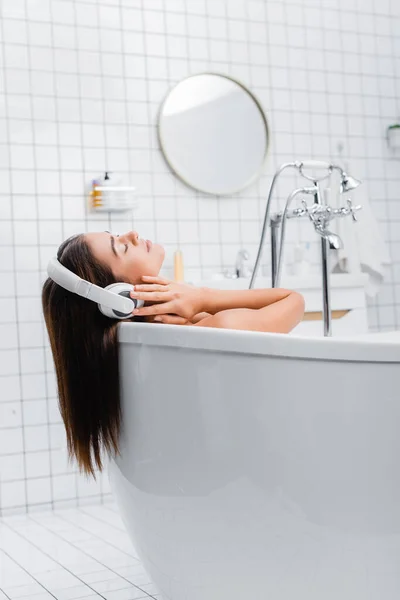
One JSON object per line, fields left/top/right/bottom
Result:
{"left": 0, "top": 518, "right": 108, "bottom": 599}
{"left": 23, "top": 511, "right": 158, "bottom": 599}
{"left": 0, "top": 546, "right": 60, "bottom": 600}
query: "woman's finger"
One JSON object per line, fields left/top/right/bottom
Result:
{"left": 133, "top": 284, "right": 168, "bottom": 292}
{"left": 154, "top": 315, "right": 189, "bottom": 325}
{"left": 132, "top": 301, "right": 175, "bottom": 316}
{"left": 130, "top": 291, "right": 174, "bottom": 302}
{"left": 141, "top": 275, "right": 172, "bottom": 284}
{"left": 131, "top": 290, "right": 170, "bottom": 302}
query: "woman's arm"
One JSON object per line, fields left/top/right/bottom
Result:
{"left": 191, "top": 311, "right": 212, "bottom": 323}
{"left": 194, "top": 291, "right": 305, "bottom": 333}
{"left": 132, "top": 278, "right": 299, "bottom": 318}
{"left": 130, "top": 277, "right": 305, "bottom": 333}
{"left": 200, "top": 287, "right": 300, "bottom": 314}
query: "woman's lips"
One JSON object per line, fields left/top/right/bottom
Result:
{"left": 146, "top": 239, "right": 152, "bottom": 252}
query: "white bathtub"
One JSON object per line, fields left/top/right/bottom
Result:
{"left": 109, "top": 323, "right": 400, "bottom": 600}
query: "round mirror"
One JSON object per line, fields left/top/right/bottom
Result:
{"left": 158, "top": 73, "right": 269, "bottom": 196}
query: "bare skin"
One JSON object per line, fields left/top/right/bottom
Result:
{"left": 86, "top": 230, "right": 305, "bottom": 333}
{"left": 85, "top": 230, "right": 165, "bottom": 283}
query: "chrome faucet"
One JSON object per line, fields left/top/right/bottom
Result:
{"left": 249, "top": 160, "right": 362, "bottom": 337}
{"left": 301, "top": 197, "right": 361, "bottom": 253}
{"left": 301, "top": 201, "right": 344, "bottom": 250}
{"left": 314, "top": 226, "right": 343, "bottom": 250}
{"left": 274, "top": 186, "right": 361, "bottom": 336}
{"left": 223, "top": 248, "right": 251, "bottom": 279}
{"left": 235, "top": 249, "right": 250, "bottom": 278}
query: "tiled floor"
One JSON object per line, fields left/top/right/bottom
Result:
{"left": 0, "top": 503, "right": 162, "bottom": 600}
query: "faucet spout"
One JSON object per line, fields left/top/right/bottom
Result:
{"left": 314, "top": 227, "right": 343, "bottom": 250}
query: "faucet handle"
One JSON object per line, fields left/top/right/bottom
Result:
{"left": 347, "top": 198, "right": 362, "bottom": 222}
{"left": 301, "top": 200, "right": 313, "bottom": 222}
{"left": 301, "top": 200, "right": 323, "bottom": 224}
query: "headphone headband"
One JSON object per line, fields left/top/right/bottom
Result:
{"left": 47, "top": 257, "right": 135, "bottom": 316}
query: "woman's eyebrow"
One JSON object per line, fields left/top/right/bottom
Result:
{"left": 110, "top": 236, "right": 117, "bottom": 257}
{"left": 104, "top": 230, "right": 118, "bottom": 257}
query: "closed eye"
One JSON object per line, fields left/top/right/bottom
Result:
{"left": 104, "top": 231, "right": 127, "bottom": 257}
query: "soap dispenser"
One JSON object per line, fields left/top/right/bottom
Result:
{"left": 101, "top": 171, "right": 119, "bottom": 210}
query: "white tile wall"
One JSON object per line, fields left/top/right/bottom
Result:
{"left": 0, "top": 0, "right": 399, "bottom": 515}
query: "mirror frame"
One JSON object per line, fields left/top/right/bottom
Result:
{"left": 157, "top": 72, "right": 270, "bottom": 196}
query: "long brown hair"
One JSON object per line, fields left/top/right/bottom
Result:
{"left": 42, "top": 234, "right": 133, "bottom": 478}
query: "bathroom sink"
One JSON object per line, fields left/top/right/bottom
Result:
{"left": 191, "top": 272, "right": 368, "bottom": 291}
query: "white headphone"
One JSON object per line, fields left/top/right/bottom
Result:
{"left": 47, "top": 257, "right": 144, "bottom": 319}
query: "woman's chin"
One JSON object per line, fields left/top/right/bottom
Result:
{"left": 155, "top": 243, "right": 166, "bottom": 261}
{"left": 149, "top": 243, "right": 165, "bottom": 273}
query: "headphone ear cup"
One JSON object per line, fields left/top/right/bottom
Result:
{"left": 98, "top": 283, "right": 144, "bottom": 319}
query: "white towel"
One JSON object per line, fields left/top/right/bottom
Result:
{"left": 330, "top": 186, "right": 391, "bottom": 298}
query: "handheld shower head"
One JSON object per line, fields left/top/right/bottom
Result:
{"left": 325, "top": 164, "right": 362, "bottom": 193}
{"left": 340, "top": 172, "right": 361, "bottom": 193}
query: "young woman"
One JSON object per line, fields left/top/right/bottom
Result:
{"left": 42, "top": 229, "right": 304, "bottom": 478}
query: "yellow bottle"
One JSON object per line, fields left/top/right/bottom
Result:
{"left": 89, "top": 179, "right": 102, "bottom": 209}
{"left": 174, "top": 249, "right": 184, "bottom": 282}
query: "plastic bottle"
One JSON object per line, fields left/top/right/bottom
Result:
{"left": 174, "top": 249, "right": 184, "bottom": 282}
{"left": 90, "top": 179, "right": 102, "bottom": 209}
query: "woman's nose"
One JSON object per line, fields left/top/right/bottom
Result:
{"left": 124, "top": 230, "right": 139, "bottom": 245}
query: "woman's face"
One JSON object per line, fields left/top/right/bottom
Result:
{"left": 86, "top": 230, "right": 165, "bottom": 283}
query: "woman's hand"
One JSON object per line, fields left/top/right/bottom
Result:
{"left": 144, "top": 314, "right": 192, "bottom": 325}
{"left": 130, "top": 275, "right": 206, "bottom": 322}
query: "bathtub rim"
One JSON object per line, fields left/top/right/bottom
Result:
{"left": 118, "top": 322, "right": 400, "bottom": 363}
